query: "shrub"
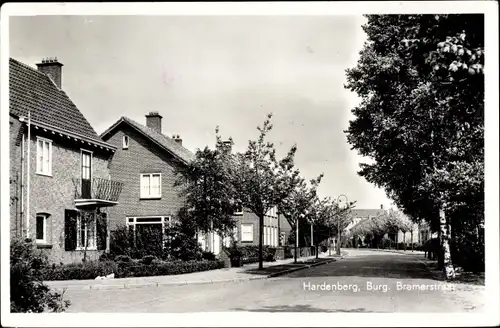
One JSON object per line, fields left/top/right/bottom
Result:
{"left": 380, "top": 237, "right": 393, "bottom": 249}
{"left": 140, "top": 255, "right": 158, "bottom": 265}
{"left": 115, "top": 254, "right": 132, "bottom": 263}
{"left": 163, "top": 210, "right": 204, "bottom": 261}
{"left": 201, "top": 251, "right": 216, "bottom": 261}
{"left": 11, "top": 238, "right": 70, "bottom": 312}
{"left": 109, "top": 225, "right": 134, "bottom": 257}
{"left": 42, "top": 261, "right": 118, "bottom": 281}
{"left": 42, "top": 259, "right": 225, "bottom": 280}
{"left": 236, "top": 245, "right": 278, "bottom": 263}
{"left": 98, "top": 252, "right": 113, "bottom": 262}
{"left": 283, "top": 246, "right": 294, "bottom": 259}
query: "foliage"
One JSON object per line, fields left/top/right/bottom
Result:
{"left": 139, "top": 255, "right": 158, "bottom": 265}
{"left": 163, "top": 208, "right": 204, "bottom": 261}
{"left": 11, "top": 238, "right": 70, "bottom": 312}
{"left": 233, "top": 245, "right": 278, "bottom": 263}
{"left": 201, "top": 251, "right": 217, "bottom": 261}
{"left": 42, "top": 259, "right": 224, "bottom": 281}
{"left": 344, "top": 14, "right": 484, "bottom": 268}
{"left": 232, "top": 113, "right": 301, "bottom": 268}
{"left": 114, "top": 255, "right": 132, "bottom": 263}
{"left": 109, "top": 225, "right": 135, "bottom": 258}
{"left": 175, "top": 127, "right": 238, "bottom": 235}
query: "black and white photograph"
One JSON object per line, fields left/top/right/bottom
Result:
{"left": 1, "top": 2, "right": 498, "bottom": 327}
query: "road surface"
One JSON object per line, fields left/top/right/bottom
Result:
{"left": 62, "top": 249, "right": 485, "bottom": 313}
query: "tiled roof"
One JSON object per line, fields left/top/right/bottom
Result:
{"left": 351, "top": 209, "right": 385, "bottom": 218}
{"left": 101, "top": 117, "right": 195, "bottom": 164}
{"left": 9, "top": 58, "right": 103, "bottom": 144}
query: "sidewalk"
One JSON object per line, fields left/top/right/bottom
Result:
{"left": 46, "top": 252, "right": 336, "bottom": 291}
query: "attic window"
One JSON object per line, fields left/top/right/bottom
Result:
{"left": 122, "top": 136, "right": 129, "bottom": 149}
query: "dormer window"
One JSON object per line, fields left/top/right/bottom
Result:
{"left": 122, "top": 135, "right": 129, "bottom": 149}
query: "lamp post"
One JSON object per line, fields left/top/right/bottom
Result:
{"left": 337, "top": 194, "right": 348, "bottom": 256}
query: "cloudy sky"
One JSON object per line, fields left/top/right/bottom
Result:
{"left": 10, "top": 15, "right": 393, "bottom": 209}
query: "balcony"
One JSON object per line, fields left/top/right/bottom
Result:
{"left": 73, "top": 177, "right": 124, "bottom": 209}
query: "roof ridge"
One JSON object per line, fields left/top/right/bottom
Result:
{"left": 10, "top": 57, "right": 47, "bottom": 78}
{"left": 10, "top": 57, "right": 63, "bottom": 91}
{"left": 125, "top": 116, "right": 179, "bottom": 144}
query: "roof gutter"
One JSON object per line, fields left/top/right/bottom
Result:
{"left": 20, "top": 117, "right": 117, "bottom": 152}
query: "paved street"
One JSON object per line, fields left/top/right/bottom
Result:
{"left": 62, "top": 249, "right": 485, "bottom": 313}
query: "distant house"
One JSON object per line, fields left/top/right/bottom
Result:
{"left": 9, "top": 57, "right": 123, "bottom": 264}
{"left": 347, "top": 205, "right": 422, "bottom": 246}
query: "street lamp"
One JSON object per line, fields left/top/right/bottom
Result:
{"left": 337, "top": 194, "right": 349, "bottom": 256}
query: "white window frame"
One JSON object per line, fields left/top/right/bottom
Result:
{"left": 76, "top": 214, "right": 97, "bottom": 251}
{"left": 122, "top": 135, "right": 129, "bottom": 149}
{"left": 126, "top": 216, "right": 170, "bottom": 250}
{"left": 140, "top": 173, "right": 162, "bottom": 199}
{"left": 241, "top": 224, "right": 253, "bottom": 242}
{"left": 36, "top": 137, "right": 53, "bottom": 176}
{"left": 35, "top": 213, "right": 49, "bottom": 244}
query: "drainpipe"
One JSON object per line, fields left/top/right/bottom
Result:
{"left": 19, "top": 113, "right": 31, "bottom": 239}
{"left": 26, "top": 111, "right": 31, "bottom": 239}
{"left": 20, "top": 132, "right": 24, "bottom": 236}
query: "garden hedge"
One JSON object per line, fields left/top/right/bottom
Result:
{"left": 41, "top": 259, "right": 225, "bottom": 281}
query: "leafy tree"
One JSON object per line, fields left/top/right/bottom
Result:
{"left": 163, "top": 208, "right": 204, "bottom": 261}
{"left": 10, "top": 238, "right": 70, "bottom": 312}
{"left": 176, "top": 128, "right": 238, "bottom": 237}
{"left": 344, "top": 14, "right": 484, "bottom": 278}
{"left": 278, "top": 174, "right": 323, "bottom": 262}
{"left": 233, "top": 113, "right": 301, "bottom": 269}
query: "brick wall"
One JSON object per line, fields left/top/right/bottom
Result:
{"left": 234, "top": 210, "right": 286, "bottom": 246}
{"left": 103, "top": 125, "right": 187, "bottom": 230}
{"left": 10, "top": 120, "right": 112, "bottom": 263}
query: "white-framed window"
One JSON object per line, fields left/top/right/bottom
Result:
{"left": 272, "top": 227, "right": 276, "bottom": 247}
{"left": 126, "top": 216, "right": 170, "bottom": 250}
{"left": 140, "top": 173, "right": 162, "bottom": 199}
{"left": 241, "top": 224, "right": 253, "bottom": 242}
{"left": 76, "top": 212, "right": 97, "bottom": 250}
{"left": 36, "top": 137, "right": 52, "bottom": 176}
{"left": 122, "top": 135, "right": 129, "bottom": 149}
{"left": 265, "top": 226, "right": 270, "bottom": 246}
{"left": 35, "top": 213, "right": 49, "bottom": 243}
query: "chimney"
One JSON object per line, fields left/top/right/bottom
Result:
{"left": 217, "top": 140, "right": 232, "bottom": 155}
{"left": 381, "top": 204, "right": 384, "bottom": 210}
{"left": 146, "top": 111, "right": 163, "bottom": 133}
{"left": 172, "top": 134, "right": 182, "bottom": 146}
{"left": 36, "top": 57, "right": 64, "bottom": 89}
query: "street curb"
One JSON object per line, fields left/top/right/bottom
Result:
{"left": 48, "top": 259, "right": 336, "bottom": 292}
{"left": 267, "top": 259, "right": 337, "bottom": 278}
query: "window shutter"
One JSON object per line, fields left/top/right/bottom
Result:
{"left": 96, "top": 213, "right": 107, "bottom": 251}
{"left": 64, "top": 210, "right": 78, "bottom": 251}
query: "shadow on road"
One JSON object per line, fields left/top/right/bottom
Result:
{"left": 286, "top": 253, "right": 446, "bottom": 282}
{"left": 241, "top": 258, "right": 333, "bottom": 276}
{"left": 232, "top": 304, "right": 375, "bottom": 312}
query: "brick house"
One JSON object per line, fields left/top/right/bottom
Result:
{"left": 100, "top": 113, "right": 292, "bottom": 255}
{"left": 99, "top": 112, "right": 196, "bottom": 254}
{"left": 9, "top": 57, "right": 123, "bottom": 264}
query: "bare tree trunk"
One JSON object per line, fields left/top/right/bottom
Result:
{"left": 294, "top": 215, "right": 299, "bottom": 263}
{"left": 440, "top": 209, "right": 455, "bottom": 279}
{"left": 258, "top": 214, "right": 264, "bottom": 270}
{"left": 403, "top": 233, "right": 406, "bottom": 251}
{"left": 411, "top": 231, "right": 414, "bottom": 252}
{"left": 336, "top": 230, "right": 341, "bottom": 255}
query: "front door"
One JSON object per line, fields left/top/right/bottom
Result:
{"left": 81, "top": 151, "right": 92, "bottom": 199}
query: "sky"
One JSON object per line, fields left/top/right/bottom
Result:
{"left": 9, "top": 15, "right": 394, "bottom": 210}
